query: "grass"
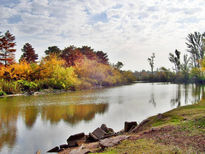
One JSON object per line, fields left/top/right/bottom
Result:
{"left": 93, "top": 101, "right": 205, "bottom": 154}
{"left": 97, "top": 139, "right": 184, "bottom": 154}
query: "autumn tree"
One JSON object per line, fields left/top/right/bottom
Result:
{"left": 20, "top": 43, "right": 38, "bottom": 63}
{"left": 147, "top": 53, "right": 155, "bottom": 75}
{"left": 169, "top": 49, "right": 181, "bottom": 73}
{"left": 96, "top": 51, "right": 109, "bottom": 64}
{"left": 186, "top": 32, "right": 205, "bottom": 68}
{"left": 45, "top": 46, "right": 61, "bottom": 56}
{"left": 0, "top": 31, "right": 16, "bottom": 66}
{"left": 78, "top": 46, "right": 96, "bottom": 60}
{"left": 181, "top": 54, "right": 191, "bottom": 81}
{"left": 60, "top": 46, "right": 83, "bottom": 66}
{"left": 115, "top": 61, "right": 123, "bottom": 70}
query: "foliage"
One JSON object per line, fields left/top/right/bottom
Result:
{"left": 114, "top": 61, "right": 123, "bottom": 70}
{"left": 0, "top": 61, "right": 33, "bottom": 80}
{"left": 17, "top": 80, "right": 38, "bottom": 91}
{"left": 60, "top": 46, "right": 83, "bottom": 66}
{"left": 0, "top": 90, "right": 6, "bottom": 96}
{"left": 48, "top": 66, "right": 80, "bottom": 90}
{"left": 0, "top": 79, "right": 21, "bottom": 94}
{"left": 95, "top": 51, "right": 109, "bottom": 64}
{"left": 0, "top": 31, "right": 136, "bottom": 94}
{"left": 20, "top": 43, "right": 38, "bottom": 63}
{"left": 169, "top": 49, "right": 181, "bottom": 73}
{"left": 74, "top": 57, "right": 126, "bottom": 88}
{"left": 122, "top": 71, "right": 136, "bottom": 83}
{"left": 45, "top": 46, "right": 61, "bottom": 55}
{"left": 186, "top": 32, "right": 205, "bottom": 68}
{"left": 0, "top": 30, "right": 16, "bottom": 65}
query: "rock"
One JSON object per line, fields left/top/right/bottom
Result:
{"left": 108, "top": 128, "right": 114, "bottom": 133}
{"left": 100, "top": 124, "right": 109, "bottom": 133}
{"left": 34, "top": 92, "right": 45, "bottom": 96}
{"left": 92, "top": 127, "right": 107, "bottom": 139}
{"left": 67, "top": 140, "right": 78, "bottom": 147}
{"left": 47, "top": 146, "right": 59, "bottom": 152}
{"left": 124, "top": 121, "right": 138, "bottom": 132}
{"left": 60, "top": 144, "right": 70, "bottom": 149}
{"left": 115, "top": 129, "right": 124, "bottom": 135}
{"left": 99, "top": 135, "right": 128, "bottom": 148}
{"left": 70, "top": 145, "right": 91, "bottom": 154}
{"left": 66, "top": 132, "right": 85, "bottom": 147}
{"left": 131, "top": 119, "right": 150, "bottom": 133}
{"left": 86, "top": 133, "right": 99, "bottom": 142}
{"left": 67, "top": 132, "right": 85, "bottom": 142}
{"left": 85, "top": 142, "right": 100, "bottom": 149}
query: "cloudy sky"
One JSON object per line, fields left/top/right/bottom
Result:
{"left": 1, "top": 0, "right": 205, "bottom": 71}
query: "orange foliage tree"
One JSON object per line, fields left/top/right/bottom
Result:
{"left": 0, "top": 31, "right": 16, "bottom": 66}
{"left": 60, "top": 46, "right": 83, "bottom": 67}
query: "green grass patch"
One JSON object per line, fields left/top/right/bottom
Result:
{"left": 179, "top": 118, "right": 205, "bottom": 135}
{"left": 96, "top": 139, "right": 183, "bottom": 154}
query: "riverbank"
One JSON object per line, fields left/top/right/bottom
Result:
{"left": 0, "top": 82, "right": 135, "bottom": 98}
{"left": 53, "top": 100, "right": 205, "bottom": 153}
{"left": 99, "top": 100, "right": 205, "bottom": 153}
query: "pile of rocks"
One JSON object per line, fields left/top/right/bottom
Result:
{"left": 47, "top": 121, "right": 138, "bottom": 153}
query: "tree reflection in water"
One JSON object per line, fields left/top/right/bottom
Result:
{"left": 1, "top": 83, "right": 205, "bottom": 152}
{"left": 0, "top": 94, "right": 108, "bottom": 151}
{"left": 149, "top": 85, "right": 156, "bottom": 107}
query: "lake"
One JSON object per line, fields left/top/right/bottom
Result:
{"left": 0, "top": 83, "right": 204, "bottom": 154}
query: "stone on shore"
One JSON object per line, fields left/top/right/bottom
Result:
{"left": 124, "top": 121, "right": 138, "bottom": 132}
{"left": 92, "top": 127, "right": 107, "bottom": 139}
{"left": 99, "top": 135, "right": 128, "bottom": 148}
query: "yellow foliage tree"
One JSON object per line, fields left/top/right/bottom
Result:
{"left": 0, "top": 60, "right": 32, "bottom": 80}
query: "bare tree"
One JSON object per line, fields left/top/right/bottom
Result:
{"left": 148, "top": 53, "right": 155, "bottom": 75}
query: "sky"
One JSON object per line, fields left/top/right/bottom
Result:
{"left": 1, "top": 0, "right": 205, "bottom": 71}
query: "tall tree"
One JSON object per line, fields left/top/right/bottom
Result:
{"left": 45, "top": 46, "right": 61, "bottom": 55}
{"left": 147, "top": 53, "right": 155, "bottom": 75}
{"left": 169, "top": 49, "right": 181, "bottom": 73}
{"left": 78, "top": 46, "right": 96, "bottom": 60}
{"left": 115, "top": 61, "right": 123, "bottom": 70}
{"left": 181, "top": 54, "right": 191, "bottom": 81}
{"left": 186, "top": 32, "right": 205, "bottom": 68}
{"left": 60, "top": 46, "right": 83, "bottom": 66}
{"left": 95, "top": 51, "right": 109, "bottom": 64}
{"left": 0, "top": 31, "right": 16, "bottom": 66}
{"left": 20, "top": 43, "right": 38, "bottom": 63}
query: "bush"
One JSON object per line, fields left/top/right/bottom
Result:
{"left": 17, "top": 80, "right": 38, "bottom": 91}
{"left": 0, "top": 79, "right": 21, "bottom": 94}
{"left": 0, "top": 91, "right": 6, "bottom": 96}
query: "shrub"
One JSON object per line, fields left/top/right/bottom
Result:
{"left": 17, "top": 80, "right": 38, "bottom": 91}
{"left": 0, "top": 79, "right": 21, "bottom": 94}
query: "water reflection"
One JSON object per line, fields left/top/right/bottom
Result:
{"left": 0, "top": 92, "right": 108, "bottom": 152}
{"left": 149, "top": 85, "right": 156, "bottom": 107}
{"left": 0, "top": 83, "right": 205, "bottom": 154}
{"left": 41, "top": 104, "right": 108, "bottom": 125}
{"left": 170, "top": 84, "right": 182, "bottom": 107}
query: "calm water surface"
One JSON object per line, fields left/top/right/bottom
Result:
{"left": 0, "top": 83, "right": 204, "bottom": 154}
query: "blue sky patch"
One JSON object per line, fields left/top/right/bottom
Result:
{"left": 90, "top": 12, "right": 108, "bottom": 23}
{"left": 1, "top": 0, "right": 20, "bottom": 8}
{"left": 8, "top": 15, "right": 22, "bottom": 24}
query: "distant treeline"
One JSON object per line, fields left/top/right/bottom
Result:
{"left": 0, "top": 30, "right": 136, "bottom": 95}
{"left": 136, "top": 32, "right": 205, "bottom": 84}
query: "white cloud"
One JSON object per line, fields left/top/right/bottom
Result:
{"left": 1, "top": 0, "right": 205, "bottom": 70}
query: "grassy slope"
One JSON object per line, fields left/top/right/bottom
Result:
{"left": 97, "top": 101, "right": 205, "bottom": 154}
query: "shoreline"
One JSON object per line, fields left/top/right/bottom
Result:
{"left": 45, "top": 101, "right": 205, "bottom": 153}
{"left": 0, "top": 82, "right": 135, "bottom": 98}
